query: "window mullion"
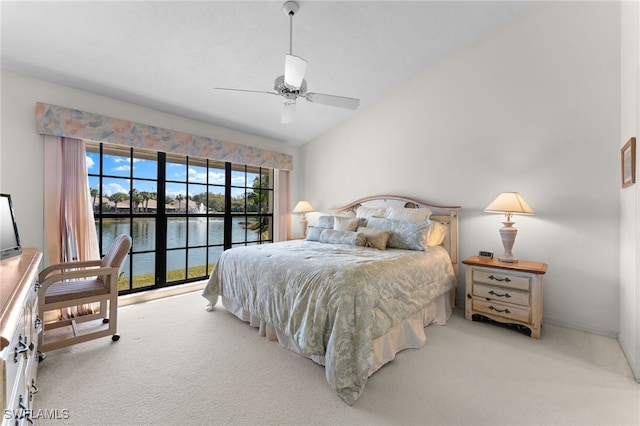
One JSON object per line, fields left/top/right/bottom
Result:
{"left": 156, "top": 152, "right": 167, "bottom": 287}
{"left": 224, "top": 162, "right": 232, "bottom": 250}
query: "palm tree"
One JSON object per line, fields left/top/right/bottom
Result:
{"left": 176, "top": 194, "right": 184, "bottom": 212}
{"left": 90, "top": 188, "right": 99, "bottom": 211}
{"left": 130, "top": 189, "right": 143, "bottom": 213}
{"left": 109, "top": 192, "right": 128, "bottom": 213}
{"left": 140, "top": 191, "right": 154, "bottom": 213}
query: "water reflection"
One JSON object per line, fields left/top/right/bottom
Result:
{"left": 98, "top": 218, "right": 258, "bottom": 278}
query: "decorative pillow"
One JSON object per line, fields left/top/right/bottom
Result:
{"left": 427, "top": 221, "right": 447, "bottom": 247}
{"left": 317, "top": 215, "right": 335, "bottom": 229}
{"left": 305, "top": 226, "right": 324, "bottom": 241}
{"left": 385, "top": 206, "right": 432, "bottom": 222}
{"left": 366, "top": 217, "right": 432, "bottom": 251}
{"left": 333, "top": 216, "right": 361, "bottom": 232}
{"left": 357, "top": 226, "right": 392, "bottom": 250}
{"left": 356, "top": 205, "right": 387, "bottom": 219}
{"left": 319, "top": 229, "right": 366, "bottom": 246}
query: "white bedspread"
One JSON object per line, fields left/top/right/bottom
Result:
{"left": 202, "top": 240, "right": 456, "bottom": 405}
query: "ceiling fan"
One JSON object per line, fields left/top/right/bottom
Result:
{"left": 215, "top": 1, "right": 360, "bottom": 124}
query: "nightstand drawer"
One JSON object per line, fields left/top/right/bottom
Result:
{"left": 473, "top": 284, "right": 530, "bottom": 307}
{"left": 472, "top": 299, "right": 531, "bottom": 323}
{"left": 472, "top": 270, "right": 530, "bottom": 291}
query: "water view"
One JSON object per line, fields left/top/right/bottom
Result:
{"left": 99, "top": 217, "right": 259, "bottom": 279}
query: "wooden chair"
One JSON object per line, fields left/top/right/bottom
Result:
{"left": 38, "top": 234, "right": 132, "bottom": 354}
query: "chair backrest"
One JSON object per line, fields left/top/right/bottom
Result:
{"left": 101, "top": 234, "right": 132, "bottom": 271}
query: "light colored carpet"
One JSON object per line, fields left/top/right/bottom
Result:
{"left": 33, "top": 291, "right": 639, "bottom": 425}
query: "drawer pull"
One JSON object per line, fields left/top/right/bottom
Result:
{"left": 488, "top": 275, "right": 511, "bottom": 283}
{"left": 489, "top": 305, "right": 511, "bottom": 314}
{"left": 18, "top": 394, "right": 27, "bottom": 411}
{"left": 14, "top": 336, "right": 29, "bottom": 362}
{"left": 18, "top": 394, "right": 35, "bottom": 425}
{"left": 30, "top": 379, "right": 39, "bottom": 402}
{"left": 488, "top": 290, "right": 511, "bottom": 298}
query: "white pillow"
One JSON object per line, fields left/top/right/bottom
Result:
{"left": 385, "top": 206, "right": 432, "bottom": 222}
{"left": 427, "top": 221, "right": 447, "bottom": 247}
{"left": 333, "top": 216, "right": 361, "bottom": 232}
{"left": 318, "top": 214, "right": 365, "bottom": 230}
{"left": 356, "top": 205, "right": 387, "bottom": 219}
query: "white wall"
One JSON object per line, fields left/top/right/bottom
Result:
{"left": 301, "top": 2, "right": 621, "bottom": 336}
{"left": 620, "top": 1, "right": 640, "bottom": 381}
{"left": 0, "top": 71, "right": 300, "bottom": 261}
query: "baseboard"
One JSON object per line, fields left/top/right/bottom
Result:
{"left": 118, "top": 281, "right": 207, "bottom": 307}
{"left": 618, "top": 333, "right": 640, "bottom": 383}
{"left": 543, "top": 316, "right": 618, "bottom": 339}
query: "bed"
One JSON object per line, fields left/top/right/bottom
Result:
{"left": 202, "top": 195, "right": 460, "bottom": 405}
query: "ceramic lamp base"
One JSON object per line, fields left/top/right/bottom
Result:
{"left": 498, "top": 220, "right": 518, "bottom": 263}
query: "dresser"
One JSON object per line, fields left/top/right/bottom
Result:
{"left": 0, "top": 248, "right": 42, "bottom": 424}
{"left": 462, "top": 256, "right": 547, "bottom": 338}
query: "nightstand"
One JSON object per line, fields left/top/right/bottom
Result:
{"left": 462, "top": 256, "right": 547, "bottom": 338}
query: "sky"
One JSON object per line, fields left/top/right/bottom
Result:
{"left": 86, "top": 152, "right": 257, "bottom": 199}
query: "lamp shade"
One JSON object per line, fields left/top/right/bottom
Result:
{"left": 293, "top": 200, "right": 314, "bottom": 213}
{"left": 484, "top": 192, "right": 534, "bottom": 217}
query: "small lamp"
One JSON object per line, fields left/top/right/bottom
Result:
{"left": 292, "top": 200, "right": 314, "bottom": 236}
{"left": 484, "top": 192, "right": 534, "bottom": 263}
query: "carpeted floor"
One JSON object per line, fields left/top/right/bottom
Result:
{"left": 33, "top": 290, "right": 639, "bottom": 425}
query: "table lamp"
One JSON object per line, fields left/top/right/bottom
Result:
{"left": 484, "top": 192, "right": 534, "bottom": 263}
{"left": 293, "top": 200, "right": 314, "bottom": 236}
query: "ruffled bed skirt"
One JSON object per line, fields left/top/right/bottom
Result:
{"left": 218, "top": 289, "right": 454, "bottom": 377}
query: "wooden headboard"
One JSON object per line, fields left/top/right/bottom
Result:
{"left": 329, "top": 195, "right": 461, "bottom": 277}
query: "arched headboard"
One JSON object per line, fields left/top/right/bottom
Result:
{"left": 329, "top": 195, "right": 461, "bottom": 277}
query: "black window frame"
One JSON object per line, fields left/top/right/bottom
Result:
{"left": 86, "top": 141, "right": 274, "bottom": 295}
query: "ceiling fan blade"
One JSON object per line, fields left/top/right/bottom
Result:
{"left": 281, "top": 100, "right": 296, "bottom": 124}
{"left": 215, "top": 87, "right": 278, "bottom": 96}
{"left": 305, "top": 92, "right": 360, "bottom": 110}
{"left": 284, "top": 54, "right": 308, "bottom": 89}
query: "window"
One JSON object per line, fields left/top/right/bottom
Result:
{"left": 86, "top": 142, "right": 273, "bottom": 295}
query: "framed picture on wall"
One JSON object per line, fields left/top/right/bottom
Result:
{"left": 622, "top": 137, "right": 636, "bottom": 188}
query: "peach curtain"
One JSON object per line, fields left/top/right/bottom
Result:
{"left": 273, "top": 170, "right": 290, "bottom": 242}
{"left": 44, "top": 136, "right": 100, "bottom": 318}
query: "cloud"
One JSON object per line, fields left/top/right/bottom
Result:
{"left": 86, "top": 155, "right": 95, "bottom": 170}
{"left": 188, "top": 167, "right": 207, "bottom": 183}
{"left": 231, "top": 176, "right": 246, "bottom": 186}
{"left": 102, "top": 182, "right": 129, "bottom": 197}
{"left": 165, "top": 186, "right": 187, "bottom": 198}
{"left": 209, "top": 171, "right": 225, "bottom": 185}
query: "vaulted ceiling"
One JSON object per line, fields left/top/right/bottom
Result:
{"left": 1, "top": 1, "right": 533, "bottom": 145}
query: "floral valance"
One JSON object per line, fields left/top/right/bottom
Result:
{"left": 34, "top": 102, "right": 293, "bottom": 171}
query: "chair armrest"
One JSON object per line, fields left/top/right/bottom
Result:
{"left": 39, "top": 260, "right": 103, "bottom": 282}
{"left": 39, "top": 266, "right": 119, "bottom": 290}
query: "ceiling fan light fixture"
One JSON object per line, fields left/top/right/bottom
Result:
{"left": 281, "top": 100, "right": 296, "bottom": 124}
